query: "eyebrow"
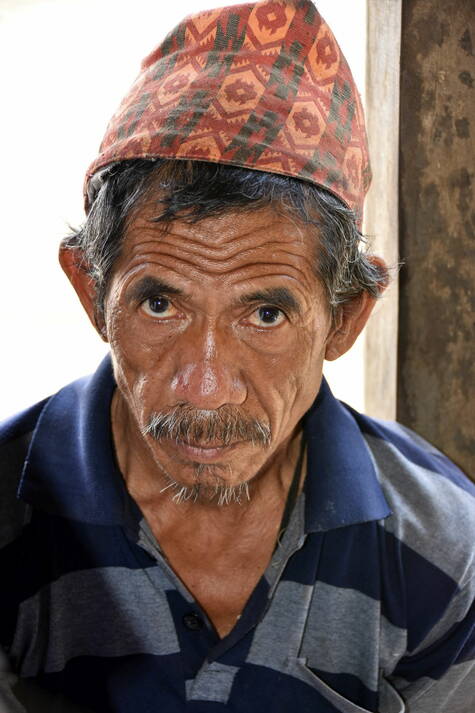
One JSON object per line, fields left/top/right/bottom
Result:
{"left": 238, "top": 287, "right": 302, "bottom": 315}
{"left": 126, "top": 276, "right": 184, "bottom": 304}
{"left": 127, "top": 278, "right": 302, "bottom": 315}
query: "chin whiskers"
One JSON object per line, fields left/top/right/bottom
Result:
{"left": 215, "top": 480, "right": 250, "bottom": 506}
{"left": 158, "top": 467, "right": 251, "bottom": 507}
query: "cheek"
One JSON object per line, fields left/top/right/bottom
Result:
{"left": 247, "top": 325, "right": 327, "bottom": 428}
{"left": 106, "top": 298, "right": 175, "bottom": 371}
{"left": 105, "top": 303, "right": 175, "bottom": 423}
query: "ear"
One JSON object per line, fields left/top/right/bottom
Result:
{"left": 58, "top": 246, "right": 108, "bottom": 342}
{"left": 324, "top": 291, "right": 377, "bottom": 361}
{"left": 324, "top": 257, "right": 388, "bottom": 361}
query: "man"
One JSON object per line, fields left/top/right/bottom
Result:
{"left": 0, "top": 1, "right": 473, "bottom": 712}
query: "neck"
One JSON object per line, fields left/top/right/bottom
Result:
{"left": 111, "top": 389, "right": 307, "bottom": 640}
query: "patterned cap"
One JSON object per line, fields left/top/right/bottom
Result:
{"left": 85, "top": 0, "right": 371, "bottom": 224}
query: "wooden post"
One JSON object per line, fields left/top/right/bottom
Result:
{"left": 398, "top": 0, "right": 475, "bottom": 476}
{"left": 364, "top": 0, "right": 402, "bottom": 421}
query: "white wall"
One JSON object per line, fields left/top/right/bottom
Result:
{"left": 0, "top": 0, "right": 367, "bottom": 419}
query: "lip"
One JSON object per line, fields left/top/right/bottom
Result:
{"left": 174, "top": 440, "right": 241, "bottom": 462}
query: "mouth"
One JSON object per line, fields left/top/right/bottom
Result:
{"left": 174, "top": 440, "right": 242, "bottom": 462}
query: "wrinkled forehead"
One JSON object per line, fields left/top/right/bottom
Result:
{"left": 124, "top": 188, "right": 315, "bottom": 256}
{"left": 117, "top": 193, "right": 325, "bottom": 301}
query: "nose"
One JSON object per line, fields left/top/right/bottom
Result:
{"left": 170, "top": 323, "right": 246, "bottom": 409}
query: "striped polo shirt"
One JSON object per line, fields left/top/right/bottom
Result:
{"left": 0, "top": 355, "right": 474, "bottom": 713}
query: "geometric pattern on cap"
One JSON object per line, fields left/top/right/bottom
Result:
{"left": 85, "top": 0, "right": 371, "bottom": 225}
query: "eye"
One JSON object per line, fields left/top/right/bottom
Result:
{"left": 141, "top": 296, "right": 179, "bottom": 319}
{"left": 247, "top": 305, "right": 286, "bottom": 328}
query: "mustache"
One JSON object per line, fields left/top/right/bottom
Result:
{"left": 143, "top": 404, "right": 271, "bottom": 447}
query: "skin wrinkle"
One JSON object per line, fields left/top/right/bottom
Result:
{"left": 120, "top": 223, "right": 316, "bottom": 284}
{"left": 100, "top": 205, "right": 329, "bottom": 504}
{"left": 117, "top": 251, "right": 314, "bottom": 288}
{"left": 121, "top": 261, "right": 314, "bottom": 306}
{"left": 127, "top": 211, "right": 314, "bottom": 260}
{"left": 123, "top": 249, "right": 313, "bottom": 276}
{"left": 130, "top": 232, "right": 317, "bottom": 266}
{"left": 145, "top": 232, "right": 313, "bottom": 256}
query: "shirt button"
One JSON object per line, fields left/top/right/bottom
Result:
{"left": 183, "top": 612, "right": 204, "bottom": 631}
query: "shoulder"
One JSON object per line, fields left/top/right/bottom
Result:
{"left": 0, "top": 398, "right": 50, "bottom": 548}
{"left": 0, "top": 397, "right": 52, "bottom": 471}
{"left": 355, "top": 412, "right": 474, "bottom": 516}
{"left": 351, "top": 409, "right": 475, "bottom": 585}
{"left": 346, "top": 411, "right": 475, "bottom": 672}
{"left": 0, "top": 398, "right": 50, "bottom": 447}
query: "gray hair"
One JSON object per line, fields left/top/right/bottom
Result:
{"left": 64, "top": 159, "right": 388, "bottom": 314}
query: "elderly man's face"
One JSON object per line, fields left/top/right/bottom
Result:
{"left": 65, "top": 195, "right": 372, "bottom": 499}
{"left": 101, "top": 197, "right": 335, "bottom": 495}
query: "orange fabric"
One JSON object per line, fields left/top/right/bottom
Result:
{"left": 85, "top": 0, "right": 370, "bottom": 224}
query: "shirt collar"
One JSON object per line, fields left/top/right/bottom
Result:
{"left": 19, "top": 355, "right": 391, "bottom": 529}
{"left": 18, "top": 355, "right": 129, "bottom": 525}
{"left": 302, "top": 379, "right": 391, "bottom": 531}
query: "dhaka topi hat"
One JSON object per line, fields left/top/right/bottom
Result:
{"left": 85, "top": 0, "right": 371, "bottom": 225}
